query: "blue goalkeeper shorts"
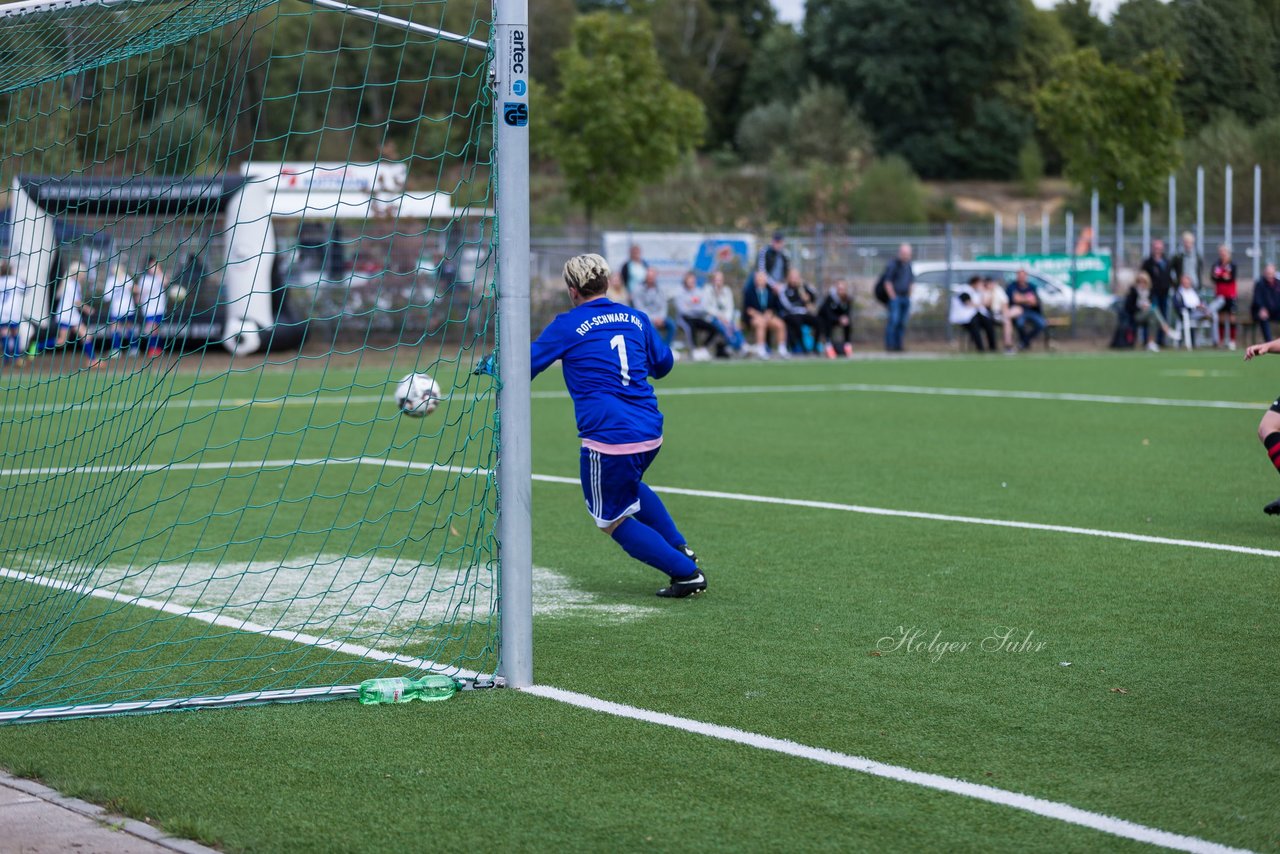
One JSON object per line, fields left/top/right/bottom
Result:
{"left": 579, "top": 446, "right": 660, "bottom": 528}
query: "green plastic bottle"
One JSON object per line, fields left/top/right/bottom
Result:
{"left": 357, "top": 674, "right": 458, "bottom": 705}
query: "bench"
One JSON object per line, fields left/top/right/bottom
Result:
{"left": 956, "top": 314, "right": 1068, "bottom": 351}
{"left": 1043, "top": 316, "right": 1071, "bottom": 349}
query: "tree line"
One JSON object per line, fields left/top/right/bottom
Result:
{"left": 6, "top": 0, "right": 1280, "bottom": 225}
{"left": 537, "top": 0, "right": 1280, "bottom": 221}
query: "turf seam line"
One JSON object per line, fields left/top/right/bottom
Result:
{"left": 522, "top": 685, "right": 1252, "bottom": 854}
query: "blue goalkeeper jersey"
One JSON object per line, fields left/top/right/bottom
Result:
{"left": 531, "top": 297, "right": 674, "bottom": 446}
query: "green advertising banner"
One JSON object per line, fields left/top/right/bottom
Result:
{"left": 976, "top": 254, "right": 1112, "bottom": 295}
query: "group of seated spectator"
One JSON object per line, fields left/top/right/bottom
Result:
{"left": 740, "top": 268, "right": 854, "bottom": 359}
{"left": 951, "top": 269, "right": 1047, "bottom": 354}
{"left": 1120, "top": 234, "right": 1280, "bottom": 351}
{"left": 608, "top": 241, "right": 856, "bottom": 361}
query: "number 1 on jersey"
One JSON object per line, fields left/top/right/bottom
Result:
{"left": 609, "top": 334, "right": 631, "bottom": 386}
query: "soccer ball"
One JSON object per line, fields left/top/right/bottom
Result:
{"left": 167, "top": 284, "right": 189, "bottom": 303}
{"left": 395, "top": 372, "right": 442, "bottom": 417}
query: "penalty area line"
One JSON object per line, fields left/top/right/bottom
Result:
{"left": 536, "top": 382, "right": 1268, "bottom": 412}
{"left": 530, "top": 474, "right": 1280, "bottom": 560}
{"left": 523, "top": 685, "right": 1250, "bottom": 854}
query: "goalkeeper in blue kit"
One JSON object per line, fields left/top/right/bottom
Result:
{"left": 530, "top": 254, "right": 706, "bottom": 597}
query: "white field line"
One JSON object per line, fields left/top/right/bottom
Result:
{"left": 0, "top": 457, "right": 485, "bottom": 479}
{"left": 1, "top": 394, "right": 387, "bottom": 416}
{"left": 635, "top": 382, "right": 1265, "bottom": 411}
{"left": 0, "top": 562, "right": 1249, "bottom": 852}
{"left": 530, "top": 474, "right": 1280, "bottom": 560}
{"left": 525, "top": 685, "right": 1251, "bottom": 854}
{"left": 3, "top": 455, "right": 1277, "bottom": 560}
{"left": 0, "top": 382, "right": 1269, "bottom": 416}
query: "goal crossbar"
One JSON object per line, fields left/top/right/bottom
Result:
{"left": 0, "top": 0, "right": 487, "bottom": 49}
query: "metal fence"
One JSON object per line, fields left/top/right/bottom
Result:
{"left": 528, "top": 165, "right": 1280, "bottom": 341}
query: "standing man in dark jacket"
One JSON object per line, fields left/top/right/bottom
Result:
{"left": 758, "top": 230, "right": 790, "bottom": 289}
{"left": 618, "top": 244, "right": 649, "bottom": 296}
{"left": 1253, "top": 263, "right": 1280, "bottom": 341}
{"left": 1141, "top": 239, "right": 1176, "bottom": 347}
{"left": 877, "top": 243, "right": 914, "bottom": 352}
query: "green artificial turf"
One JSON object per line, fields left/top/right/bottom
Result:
{"left": 1, "top": 350, "right": 1279, "bottom": 852}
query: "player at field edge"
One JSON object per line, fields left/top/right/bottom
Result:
{"left": 530, "top": 253, "right": 706, "bottom": 598}
{"left": 49, "top": 264, "right": 98, "bottom": 366}
{"left": 1243, "top": 337, "right": 1280, "bottom": 514}
{"left": 0, "top": 261, "right": 29, "bottom": 366}
{"left": 133, "top": 256, "right": 167, "bottom": 358}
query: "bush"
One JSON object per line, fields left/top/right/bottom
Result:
{"left": 849, "top": 155, "right": 926, "bottom": 224}
{"left": 789, "top": 83, "right": 870, "bottom": 165}
{"left": 735, "top": 101, "right": 792, "bottom": 164}
{"left": 1018, "top": 138, "right": 1044, "bottom": 196}
{"left": 765, "top": 151, "right": 814, "bottom": 225}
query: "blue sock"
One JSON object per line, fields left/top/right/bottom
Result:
{"left": 634, "top": 483, "right": 685, "bottom": 549}
{"left": 111, "top": 331, "right": 122, "bottom": 352}
{"left": 610, "top": 518, "right": 698, "bottom": 579}
{"left": 83, "top": 339, "right": 95, "bottom": 361}
{"left": 2, "top": 337, "right": 12, "bottom": 360}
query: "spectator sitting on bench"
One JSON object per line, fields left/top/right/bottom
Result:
{"left": 632, "top": 267, "right": 675, "bottom": 345}
{"left": 1173, "top": 273, "right": 1209, "bottom": 346}
{"left": 818, "top": 280, "right": 854, "bottom": 358}
{"left": 974, "top": 276, "right": 1012, "bottom": 351}
{"left": 676, "top": 271, "right": 720, "bottom": 361}
{"left": 781, "top": 269, "right": 820, "bottom": 353}
{"left": 952, "top": 275, "right": 998, "bottom": 352}
{"left": 607, "top": 272, "right": 631, "bottom": 305}
{"left": 742, "top": 268, "right": 789, "bottom": 359}
{"left": 1006, "top": 269, "right": 1046, "bottom": 352}
{"left": 707, "top": 271, "right": 743, "bottom": 357}
{"left": 1124, "top": 271, "right": 1173, "bottom": 352}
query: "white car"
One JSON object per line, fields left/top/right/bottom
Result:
{"left": 908, "top": 262, "right": 1118, "bottom": 312}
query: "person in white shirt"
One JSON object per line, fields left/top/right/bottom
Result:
{"left": 631, "top": 268, "right": 675, "bottom": 346}
{"left": 132, "top": 256, "right": 167, "bottom": 357}
{"left": 1173, "top": 273, "right": 1208, "bottom": 347}
{"left": 49, "top": 265, "right": 98, "bottom": 366}
{"left": 102, "top": 262, "right": 135, "bottom": 356}
{"left": 951, "top": 275, "right": 998, "bottom": 352}
{"left": 707, "top": 271, "right": 742, "bottom": 356}
{"left": 0, "top": 261, "right": 29, "bottom": 365}
{"left": 976, "top": 276, "right": 1012, "bottom": 352}
{"left": 675, "top": 271, "right": 720, "bottom": 361}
